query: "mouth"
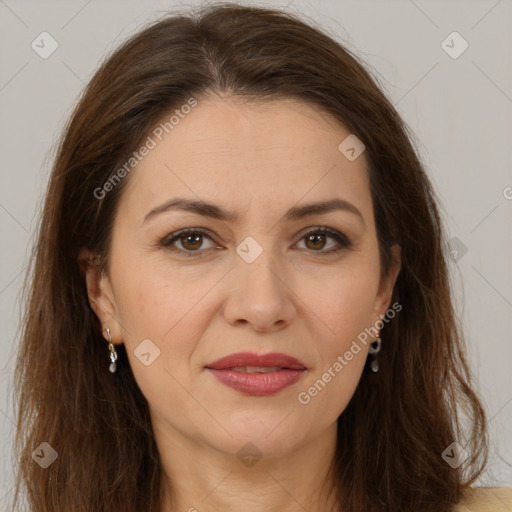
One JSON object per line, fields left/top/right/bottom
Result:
{"left": 223, "top": 366, "right": 285, "bottom": 373}
{"left": 205, "top": 352, "right": 307, "bottom": 396}
{"left": 205, "top": 351, "right": 307, "bottom": 371}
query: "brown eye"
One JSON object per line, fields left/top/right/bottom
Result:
{"left": 180, "top": 232, "right": 203, "bottom": 251}
{"left": 305, "top": 233, "right": 328, "bottom": 251}
{"left": 162, "top": 229, "right": 217, "bottom": 254}
{"left": 162, "top": 227, "right": 351, "bottom": 258}
{"left": 296, "top": 228, "right": 351, "bottom": 255}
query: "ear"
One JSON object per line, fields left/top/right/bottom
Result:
{"left": 78, "top": 247, "right": 124, "bottom": 345}
{"left": 373, "top": 244, "right": 401, "bottom": 320}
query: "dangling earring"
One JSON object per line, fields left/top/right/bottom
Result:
{"left": 368, "top": 336, "right": 382, "bottom": 373}
{"left": 105, "top": 328, "right": 118, "bottom": 373}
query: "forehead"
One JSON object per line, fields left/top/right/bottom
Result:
{"left": 117, "top": 96, "right": 372, "bottom": 223}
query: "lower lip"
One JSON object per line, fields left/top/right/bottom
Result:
{"left": 206, "top": 368, "right": 305, "bottom": 396}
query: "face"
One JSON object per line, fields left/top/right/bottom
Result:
{"left": 83, "top": 96, "right": 400, "bottom": 460}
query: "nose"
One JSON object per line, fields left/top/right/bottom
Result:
{"left": 222, "top": 248, "right": 296, "bottom": 333}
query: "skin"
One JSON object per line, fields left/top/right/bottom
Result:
{"left": 82, "top": 94, "right": 401, "bottom": 512}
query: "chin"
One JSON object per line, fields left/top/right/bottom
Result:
{"left": 211, "top": 412, "right": 310, "bottom": 456}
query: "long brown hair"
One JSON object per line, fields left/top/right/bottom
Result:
{"left": 12, "top": 3, "right": 487, "bottom": 511}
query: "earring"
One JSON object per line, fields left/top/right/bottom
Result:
{"left": 368, "top": 336, "right": 382, "bottom": 373}
{"left": 105, "top": 328, "right": 118, "bottom": 373}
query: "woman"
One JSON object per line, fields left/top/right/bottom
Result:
{"left": 12, "top": 2, "right": 512, "bottom": 511}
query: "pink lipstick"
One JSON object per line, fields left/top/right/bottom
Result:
{"left": 205, "top": 352, "right": 307, "bottom": 396}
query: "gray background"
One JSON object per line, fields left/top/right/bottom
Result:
{"left": 1, "top": 0, "right": 511, "bottom": 505}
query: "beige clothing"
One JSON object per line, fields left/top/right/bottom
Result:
{"left": 454, "top": 486, "right": 512, "bottom": 511}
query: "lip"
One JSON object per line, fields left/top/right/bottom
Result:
{"left": 205, "top": 352, "right": 307, "bottom": 396}
{"left": 206, "top": 352, "right": 307, "bottom": 370}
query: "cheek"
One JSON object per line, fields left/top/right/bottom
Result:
{"left": 307, "top": 264, "right": 381, "bottom": 347}
{"left": 296, "top": 256, "right": 380, "bottom": 407}
{"left": 110, "top": 241, "right": 206, "bottom": 334}
{"left": 110, "top": 267, "right": 202, "bottom": 408}
{"left": 296, "top": 274, "right": 377, "bottom": 420}
{"left": 110, "top": 255, "right": 220, "bottom": 377}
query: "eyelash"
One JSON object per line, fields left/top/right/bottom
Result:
{"left": 161, "top": 226, "right": 352, "bottom": 258}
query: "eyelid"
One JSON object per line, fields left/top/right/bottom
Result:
{"left": 298, "top": 226, "right": 351, "bottom": 245}
{"left": 161, "top": 227, "right": 219, "bottom": 255}
{"left": 161, "top": 225, "right": 352, "bottom": 256}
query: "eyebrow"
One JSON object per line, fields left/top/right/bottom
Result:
{"left": 143, "top": 197, "right": 365, "bottom": 227}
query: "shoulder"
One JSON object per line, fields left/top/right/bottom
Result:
{"left": 454, "top": 486, "right": 512, "bottom": 511}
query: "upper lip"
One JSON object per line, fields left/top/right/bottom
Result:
{"left": 205, "top": 352, "right": 307, "bottom": 370}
